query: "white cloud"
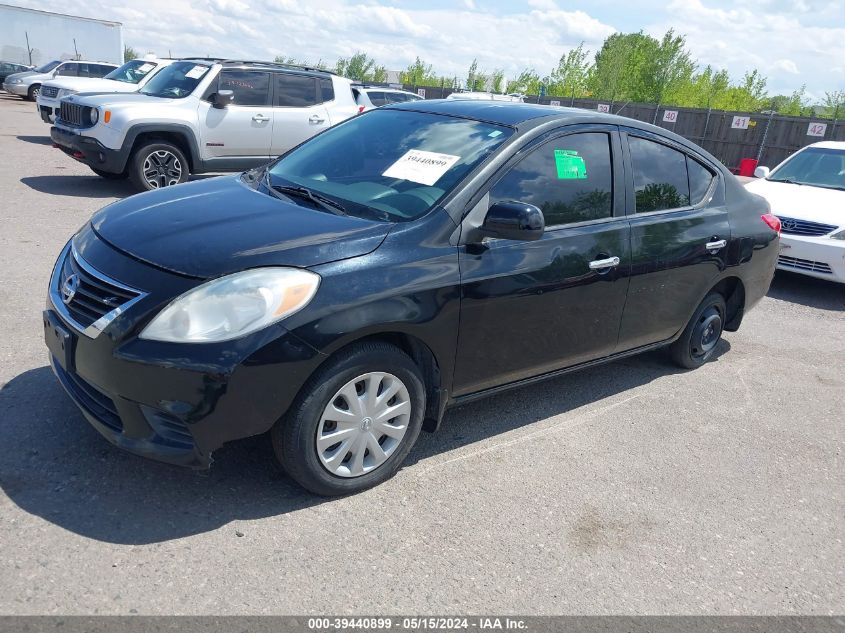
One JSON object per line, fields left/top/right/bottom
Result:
{"left": 652, "top": 0, "right": 845, "bottom": 95}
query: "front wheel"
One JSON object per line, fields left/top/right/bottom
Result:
{"left": 26, "top": 84, "right": 40, "bottom": 101}
{"left": 128, "top": 141, "right": 189, "bottom": 191}
{"left": 669, "top": 292, "right": 727, "bottom": 369}
{"left": 272, "top": 342, "right": 426, "bottom": 496}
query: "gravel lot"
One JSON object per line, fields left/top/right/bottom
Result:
{"left": 0, "top": 93, "right": 843, "bottom": 615}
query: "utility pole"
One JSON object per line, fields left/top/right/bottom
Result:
{"left": 25, "top": 31, "right": 33, "bottom": 65}
{"left": 73, "top": 38, "right": 79, "bottom": 60}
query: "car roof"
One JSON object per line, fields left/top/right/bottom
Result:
{"left": 808, "top": 141, "right": 845, "bottom": 150}
{"left": 181, "top": 58, "right": 336, "bottom": 77}
{"left": 385, "top": 99, "right": 634, "bottom": 127}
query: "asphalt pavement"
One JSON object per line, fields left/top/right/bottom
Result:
{"left": 0, "top": 93, "right": 843, "bottom": 615}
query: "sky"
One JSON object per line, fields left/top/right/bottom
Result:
{"left": 16, "top": 0, "right": 845, "bottom": 101}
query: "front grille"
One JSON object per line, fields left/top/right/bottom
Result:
{"left": 41, "top": 85, "right": 58, "bottom": 98}
{"left": 58, "top": 248, "right": 141, "bottom": 329}
{"left": 53, "top": 361, "right": 123, "bottom": 432}
{"left": 777, "top": 215, "right": 838, "bottom": 237}
{"left": 59, "top": 101, "right": 90, "bottom": 127}
{"left": 778, "top": 255, "right": 833, "bottom": 275}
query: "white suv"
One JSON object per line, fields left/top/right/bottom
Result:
{"left": 352, "top": 85, "right": 422, "bottom": 112}
{"left": 37, "top": 58, "right": 174, "bottom": 123}
{"left": 50, "top": 59, "right": 359, "bottom": 191}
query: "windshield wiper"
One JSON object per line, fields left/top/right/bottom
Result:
{"left": 268, "top": 182, "right": 348, "bottom": 216}
{"left": 767, "top": 177, "right": 803, "bottom": 185}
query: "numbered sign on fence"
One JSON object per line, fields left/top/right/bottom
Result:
{"left": 807, "top": 122, "right": 827, "bottom": 137}
{"left": 663, "top": 110, "right": 678, "bottom": 123}
{"left": 550, "top": 100, "right": 561, "bottom": 106}
{"left": 417, "top": 88, "right": 425, "bottom": 98}
{"left": 597, "top": 104, "right": 610, "bottom": 113}
{"left": 731, "top": 116, "right": 750, "bottom": 130}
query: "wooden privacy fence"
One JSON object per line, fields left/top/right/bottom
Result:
{"left": 403, "top": 85, "right": 844, "bottom": 172}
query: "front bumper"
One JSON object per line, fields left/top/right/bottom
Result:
{"left": 37, "top": 95, "right": 58, "bottom": 122}
{"left": 51, "top": 125, "right": 127, "bottom": 174}
{"left": 3, "top": 81, "right": 27, "bottom": 96}
{"left": 44, "top": 236, "right": 326, "bottom": 468}
{"left": 777, "top": 234, "right": 845, "bottom": 283}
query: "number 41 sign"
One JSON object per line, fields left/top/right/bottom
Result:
{"left": 807, "top": 122, "right": 827, "bottom": 137}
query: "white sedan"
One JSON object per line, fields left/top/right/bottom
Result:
{"left": 745, "top": 141, "right": 845, "bottom": 283}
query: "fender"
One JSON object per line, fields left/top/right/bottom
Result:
{"left": 118, "top": 123, "right": 203, "bottom": 173}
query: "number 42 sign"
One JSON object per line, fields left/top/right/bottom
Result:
{"left": 807, "top": 122, "right": 827, "bottom": 137}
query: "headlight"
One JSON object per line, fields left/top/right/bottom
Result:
{"left": 831, "top": 229, "right": 845, "bottom": 241}
{"left": 88, "top": 107, "right": 99, "bottom": 125}
{"left": 139, "top": 268, "right": 320, "bottom": 343}
{"left": 58, "top": 88, "right": 78, "bottom": 98}
{"left": 10, "top": 78, "right": 22, "bottom": 84}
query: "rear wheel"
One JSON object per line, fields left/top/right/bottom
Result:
{"left": 90, "top": 167, "right": 127, "bottom": 180}
{"left": 669, "top": 292, "right": 727, "bottom": 369}
{"left": 272, "top": 342, "right": 426, "bottom": 496}
{"left": 26, "top": 84, "right": 40, "bottom": 101}
{"left": 128, "top": 141, "right": 189, "bottom": 191}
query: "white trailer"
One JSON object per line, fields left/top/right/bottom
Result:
{"left": 0, "top": 4, "right": 123, "bottom": 66}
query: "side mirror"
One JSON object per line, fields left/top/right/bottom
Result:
{"left": 479, "top": 201, "right": 544, "bottom": 241}
{"left": 212, "top": 89, "right": 234, "bottom": 108}
{"left": 754, "top": 166, "right": 770, "bottom": 179}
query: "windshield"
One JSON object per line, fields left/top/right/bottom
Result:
{"left": 267, "top": 109, "right": 513, "bottom": 221}
{"left": 769, "top": 147, "right": 845, "bottom": 190}
{"left": 139, "top": 61, "right": 210, "bottom": 98}
{"left": 35, "top": 60, "right": 61, "bottom": 73}
{"left": 104, "top": 59, "right": 159, "bottom": 84}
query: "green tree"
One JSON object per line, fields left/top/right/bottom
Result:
{"left": 548, "top": 42, "right": 592, "bottom": 98}
{"left": 506, "top": 68, "right": 541, "bottom": 95}
{"left": 648, "top": 29, "right": 695, "bottom": 105}
{"left": 400, "top": 57, "right": 437, "bottom": 86}
{"left": 822, "top": 90, "right": 845, "bottom": 119}
{"left": 490, "top": 69, "right": 505, "bottom": 93}
{"left": 124, "top": 46, "right": 138, "bottom": 62}
{"left": 335, "top": 52, "right": 377, "bottom": 81}
{"left": 589, "top": 31, "right": 658, "bottom": 102}
{"left": 466, "top": 58, "right": 478, "bottom": 90}
{"left": 371, "top": 65, "right": 387, "bottom": 83}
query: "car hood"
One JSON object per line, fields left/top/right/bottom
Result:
{"left": 89, "top": 176, "right": 392, "bottom": 278}
{"left": 5, "top": 70, "right": 38, "bottom": 82}
{"left": 46, "top": 77, "right": 137, "bottom": 93}
{"left": 68, "top": 91, "right": 173, "bottom": 108}
{"left": 744, "top": 178, "right": 845, "bottom": 228}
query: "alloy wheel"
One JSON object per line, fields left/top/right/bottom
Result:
{"left": 316, "top": 372, "right": 411, "bottom": 478}
{"left": 142, "top": 150, "right": 183, "bottom": 188}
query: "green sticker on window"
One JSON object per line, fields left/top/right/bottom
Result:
{"left": 554, "top": 149, "right": 587, "bottom": 179}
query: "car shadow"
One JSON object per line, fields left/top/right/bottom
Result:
{"left": 767, "top": 270, "right": 845, "bottom": 312}
{"left": 20, "top": 175, "right": 136, "bottom": 199}
{"left": 20, "top": 174, "right": 223, "bottom": 199}
{"left": 0, "top": 343, "right": 729, "bottom": 545}
{"left": 16, "top": 135, "right": 53, "bottom": 146}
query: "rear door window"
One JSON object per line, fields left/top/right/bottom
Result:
{"left": 367, "top": 91, "right": 387, "bottom": 106}
{"left": 629, "top": 136, "right": 691, "bottom": 213}
{"left": 319, "top": 77, "right": 334, "bottom": 103}
{"left": 275, "top": 73, "right": 318, "bottom": 107}
{"left": 219, "top": 70, "right": 270, "bottom": 106}
{"left": 687, "top": 157, "right": 715, "bottom": 205}
{"left": 489, "top": 132, "right": 614, "bottom": 227}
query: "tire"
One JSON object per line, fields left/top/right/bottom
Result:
{"left": 669, "top": 292, "right": 727, "bottom": 369}
{"left": 272, "top": 342, "right": 426, "bottom": 496}
{"left": 90, "top": 167, "right": 128, "bottom": 180}
{"left": 26, "top": 84, "right": 40, "bottom": 101}
{"left": 128, "top": 141, "right": 189, "bottom": 192}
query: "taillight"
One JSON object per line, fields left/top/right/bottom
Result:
{"left": 357, "top": 105, "right": 365, "bottom": 113}
{"left": 761, "top": 213, "right": 781, "bottom": 234}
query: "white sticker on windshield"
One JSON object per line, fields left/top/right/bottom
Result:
{"left": 185, "top": 65, "right": 207, "bottom": 79}
{"left": 382, "top": 150, "right": 461, "bottom": 186}
{"left": 138, "top": 63, "right": 155, "bottom": 72}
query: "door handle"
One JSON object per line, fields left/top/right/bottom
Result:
{"left": 705, "top": 239, "right": 727, "bottom": 251}
{"left": 588, "top": 256, "right": 620, "bottom": 270}
{"left": 252, "top": 114, "right": 270, "bottom": 122}
{"left": 308, "top": 115, "right": 325, "bottom": 124}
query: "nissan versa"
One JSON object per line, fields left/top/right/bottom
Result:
{"left": 44, "top": 100, "right": 780, "bottom": 495}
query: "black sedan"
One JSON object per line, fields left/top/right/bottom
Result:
{"left": 44, "top": 100, "right": 780, "bottom": 495}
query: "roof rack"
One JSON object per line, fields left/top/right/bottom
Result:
{"left": 220, "top": 59, "right": 337, "bottom": 74}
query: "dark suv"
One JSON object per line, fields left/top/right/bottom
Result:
{"left": 44, "top": 100, "right": 779, "bottom": 495}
